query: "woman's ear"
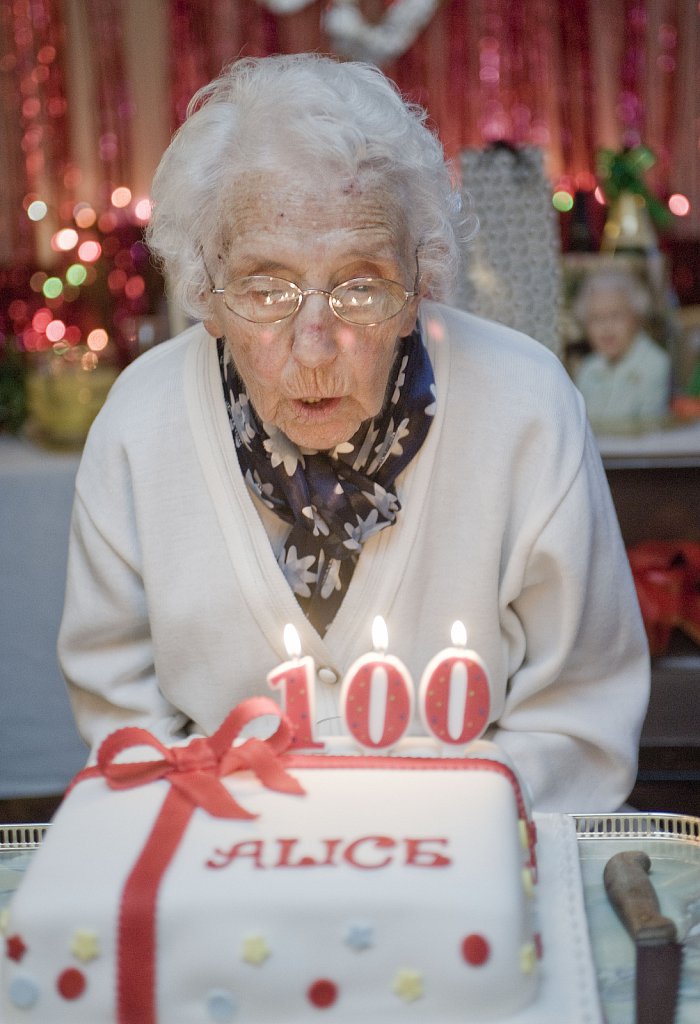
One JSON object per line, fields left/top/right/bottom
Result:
{"left": 398, "top": 294, "right": 421, "bottom": 338}
{"left": 203, "top": 316, "right": 224, "bottom": 338}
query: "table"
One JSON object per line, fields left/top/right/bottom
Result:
{"left": 0, "top": 436, "right": 88, "bottom": 797}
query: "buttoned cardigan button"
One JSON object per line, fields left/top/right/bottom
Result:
{"left": 318, "top": 667, "right": 339, "bottom": 685}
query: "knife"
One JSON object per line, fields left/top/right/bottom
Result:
{"left": 603, "top": 849, "right": 682, "bottom": 1024}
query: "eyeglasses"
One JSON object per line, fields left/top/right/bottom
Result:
{"left": 210, "top": 275, "right": 418, "bottom": 326}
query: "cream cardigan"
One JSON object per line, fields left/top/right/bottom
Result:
{"left": 58, "top": 301, "right": 649, "bottom": 811}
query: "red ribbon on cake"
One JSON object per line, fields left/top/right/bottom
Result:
{"left": 78, "top": 697, "right": 304, "bottom": 1024}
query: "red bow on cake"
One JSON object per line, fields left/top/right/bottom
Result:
{"left": 71, "top": 696, "right": 305, "bottom": 1024}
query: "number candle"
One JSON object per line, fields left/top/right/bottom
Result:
{"left": 418, "top": 621, "right": 491, "bottom": 746}
{"left": 267, "top": 624, "right": 324, "bottom": 750}
{"left": 340, "top": 616, "right": 414, "bottom": 751}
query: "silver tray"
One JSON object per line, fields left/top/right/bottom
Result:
{"left": 572, "top": 812, "right": 700, "bottom": 1024}
{"left": 1, "top": 815, "right": 699, "bottom": 1024}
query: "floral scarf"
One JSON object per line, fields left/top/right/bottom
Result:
{"left": 217, "top": 328, "right": 436, "bottom": 634}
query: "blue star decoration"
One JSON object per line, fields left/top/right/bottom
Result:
{"left": 344, "top": 922, "right": 375, "bottom": 952}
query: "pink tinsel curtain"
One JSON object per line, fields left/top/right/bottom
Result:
{"left": 1, "top": 0, "right": 699, "bottom": 270}
{"left": 167, "top": 1, "right": 698, "bottom": 212}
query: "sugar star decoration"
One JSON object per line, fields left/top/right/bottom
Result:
{"left": 520, "top": 941, "right": 537, "bottom": 975}
{"left": 241, "top": 934, "right": 271, "bottom": 966}
{"left": 392, "top": 967, "right": 424, "bottom": 1002}
{"left": 70, "top": 928, "right": 100, "bottom": 962}
{"left": 344, "top": 922, "right": 375, "bottom": 951}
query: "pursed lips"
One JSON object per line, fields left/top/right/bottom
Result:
{"left": 291, "top": 396, "right": 343, "bottom": 415}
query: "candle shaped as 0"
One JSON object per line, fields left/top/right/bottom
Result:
{"left": 418, "top": 621, "right": 491, "bottom": 745}
{"left": 267, "top": 624, "right": 323, "bottom": 750}
{"left": 340, "top": 616, "right": 414, "bottom": 750}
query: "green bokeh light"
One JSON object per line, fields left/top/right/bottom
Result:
{"left": 552, "top": 190, "right": 574, "bottom": 213}
{"left": 66, "top": 263, "right": 88, "bottom": 286}
{"left": 42, "top": 276, "right": 63, "bottom": 299}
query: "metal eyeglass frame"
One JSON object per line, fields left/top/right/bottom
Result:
{"left": 209, "top": 254, "right": 421, "bottom": 327}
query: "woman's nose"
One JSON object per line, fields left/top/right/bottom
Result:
{"left": 290, "top": 293, "right": 340, "bottom": 368}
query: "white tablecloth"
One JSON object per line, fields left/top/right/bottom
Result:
{"left": 0, "top": 436, "right": 87, "bottom": 797}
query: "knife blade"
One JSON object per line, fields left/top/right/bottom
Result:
{"left": 603, "top": 849, "right": 682, "bottom": 1024}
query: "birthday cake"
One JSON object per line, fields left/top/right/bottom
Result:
{"left": 1, "top": 697, "right": 540, "bottom": 1023}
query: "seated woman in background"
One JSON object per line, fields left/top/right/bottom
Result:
{"left": 58, "top": 53, "right": 649, "bottom": 812}
{"left": 573, "top": 267, "right": 672, "bottom": 431}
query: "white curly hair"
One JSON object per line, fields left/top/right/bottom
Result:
{"left": 145, "top": 53, "right": 470, "bottom": 321}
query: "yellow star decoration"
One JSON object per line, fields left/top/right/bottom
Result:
{"left": 70, "top": 928, "right": 101, "bottom": 962}
{"left": 519, "top": 942, "right": 537, "bottom": 975}
{"left": 0, "top": 908, "right": 10, "bottom": 935}
{"left": 392, "top": 967, "right": 424, "bottom": 1002}
{"left": 241, "top": 934, "right": 271, "bottom": 966}
{"left": 518, "top": 820, "right": 529, "bottom": 851}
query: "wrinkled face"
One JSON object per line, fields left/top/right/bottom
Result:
{"left": 583, "top": 289, "right": 639, "bottom": 363}
{"left": 204, "top": 172, "right": 420, "bottom": 450}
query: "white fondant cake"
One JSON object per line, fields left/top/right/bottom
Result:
{"left": 1, "top": 709, "right": 539, "bottom": 1023}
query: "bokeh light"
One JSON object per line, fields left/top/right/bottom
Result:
{"left": 668, "top": 193, "right": 690, "bottom": 216}
{"left": 124, "top": 275, "right": 145, "bottom": 300}
{"left": 107, "top": 269, "right": 127, "bottom": 293}
{"left": 29, "top": 271, "right": 47, "bottom": 292}
{"left": 111, "top": 186, "right": 132, "bottom": 208}
{"left": 53, "top": 227, "right": 79, "bottom": 251}
{"left": 133, "top": 197, "right": 152, "bottom": 222}
{"left": 82, "top": 350, "right": 100, "bottom": 370}
{"left": 66, "top": 263, "right": 88, "bottom": 286}
{"left": 552, "top": 190, "right": 574, "bottom": 213}
{"left": 32, "top": 308, "right": 52, "bottom": 332}
{"left": 87, "top": 328, "right": 109, "bottom": 352}
{"left": 97, "top": 211, "right": 118, "bottom": 233}
{"left": 42, "top": 277, "right": 63, "bottom": 299}
{"left": 45, "top": 319, "right": 66, "bottom": 342}
{"left": 73, "top": 202, "right": 96, "bottom": 228}
{"left": 27, "top": 199, "right": 48, "bottom": 221}
{"left": 78, "top": 240, "right": 102, "bottom": 263}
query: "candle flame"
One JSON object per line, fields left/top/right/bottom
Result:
{"left": 283, "top": 623, "right": 302, "bottom": 659}
{"left": 372, "top": 615, "right": 388, "bottom": 653}
{"left": 451, "top": 620, "right": 467, "bottom": 647}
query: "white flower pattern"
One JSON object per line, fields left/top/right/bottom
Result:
{"left": 231, "top": 393, "right": 257, "bottom": 449}
{"left": 244, "top": 469, "right": 275, "bottom": 509}
{"left": 343, "top": 508, "right": 382, "bottom": 551}
{"left": 367, "top": 416, "right": 410, "bottom": 473}
{"left": 320, "top": 557, "right": 343, "bottom": 599}
{"left": 362, "top": 482, "right": 400, "bottom": 519}
{"left": 278, "top": 545, "right": 317, "bottom": 598}
{"left": 302, "top": 505, "right": 330, "bottom": 537}
{"left": 262, "top": 424, "right": 306, "bottom": 476}
{"left": 391, "top": 354, "right": 409, "bottom": 404}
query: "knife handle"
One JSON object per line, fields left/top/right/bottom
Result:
{"left": 603, "top": 850, "right": 677, "bottom": 946}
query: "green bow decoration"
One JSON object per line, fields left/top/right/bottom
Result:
{"left": 596, "top": 146, "right": 673, "bottom": 227}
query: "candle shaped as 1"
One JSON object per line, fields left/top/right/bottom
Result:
{"left": 340, "top": 616, "right": 414, "bottom": 751}
{"left": 267, "top": 623, "right": 324, "bottom": 749}
{"left": 418, "top": 621, "right": 491, "bottom": 745}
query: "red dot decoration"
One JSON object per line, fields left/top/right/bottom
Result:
{"left": 461, "top": 933, "right": 490, "bottom": 966}
{"left": 6, "top": 934, "right": 27, "bottom": 962}
{"left": 307, "top": 978, "right": 338, "bottom": 1008}
{"left": 57, "top": 967, "right": 86, "bottom": 1000}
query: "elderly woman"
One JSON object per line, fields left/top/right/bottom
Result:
{"left": 58, "top": 54, "right": 648, "bottom": 811}
{"left": 573, "top": 267, "right": 672, "bottom": 429}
